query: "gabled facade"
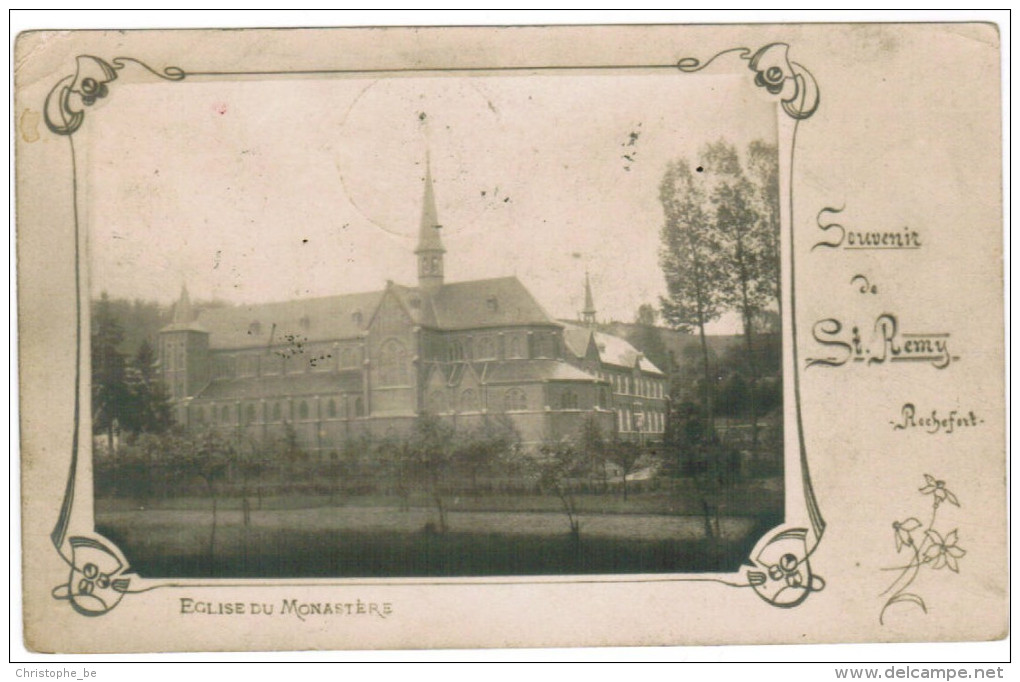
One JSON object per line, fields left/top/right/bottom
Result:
{"left": 560, "top": 275, "right": 667, "bottom": 442}
{"left": 159, "top": 165, "right": 663, "bottom": 456}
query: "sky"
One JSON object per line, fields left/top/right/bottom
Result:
{"left": 84, "top": 70, "right": 777, "bottom": 329}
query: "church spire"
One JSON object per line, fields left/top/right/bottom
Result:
{"left": 582, "top": 271, "right": 597, "bottom": 326}
{"left": 415, "top": 153, "right": 445, "bottom": 291}
{"left": 173, "top": 282, "right": 193, "bottom": 324}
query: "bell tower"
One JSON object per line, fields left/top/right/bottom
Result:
{"left": 158, "top": 283, "right": 210, "bottom": 415}
{"left": 415, "top": 155, "right": 445, "bottom": 292}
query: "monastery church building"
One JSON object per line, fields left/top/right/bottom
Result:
{"left": 159, "top": 165, "right": 667, "bottom": 458}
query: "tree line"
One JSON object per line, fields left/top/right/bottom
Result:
{"left": 656, "top": 138, "right": 781, "bottom": 468}
{"left": 92, "top": 292, "right": 174, "bottom": 451}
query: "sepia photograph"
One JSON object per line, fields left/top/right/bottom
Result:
{"left": 86, "top": 71, "right": 785, "bottom": 579}
{"left": 16, "top": 21, "right": 1005, "bottom": 655}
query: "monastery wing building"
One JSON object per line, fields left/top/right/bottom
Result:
{"left": 159, "top": 166, "right": 667, "bottom": 457}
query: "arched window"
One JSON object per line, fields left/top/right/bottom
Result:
{"left": 354, "top": 397, "right": 364, "bottom": 417}
{"left": 327, "top": 399, "right": 337, "bottom": 418}
{"left": 504, "top": 388, "right": 527, "bottom": 411}
{"left": 221, "top": 405, "right": 231, "bottom": 423}
{"left": 210, "top": 404, "right": 217, "bottom": 423}
{"left": 560, "top": 390, "right": 578, "bottom": 410}
{"left": 379, "top": 339, "right": 409, "bottom": 386}
{"left": 341, "top": 347, "right": 357, "bottom": 368}
{"left": 298, "top": 401, "right": 309, "bottom": 420}
{"left": 598, "top": 387, "right": 608, "bottom": 407}
{"left": 449, "top": 340, "right": 464, "bottom": 362}
{"left": 460, "top": 388, "right": 478, "bottom": 411}
{"left": 195, "top": 406, "right": 205, "bottom": 424}
{"left": 476, "top": 337, "right": 496, "bottom": 360}
{"left": 428, "top": 390, "right": 447, "bottom": 413}
{"left": 272, "top": 402, "right": 282, "bottom": 421}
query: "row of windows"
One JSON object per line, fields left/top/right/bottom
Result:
{"left": 616, "top": 408, "right": 666, "bottom": 433}
{"left": 424, "top": 386, "right": 613, "bottom": 413}
{"left": 438, "top": 333, "right": 553, "bottom": 363}
{"left": 213, "top": 346, "right": 363, "bottom": 379}
{"left": 603, "top": 372, "right": 664, "bottom": 399}
{"left": 193, "top": 396, "right": 365, "bottom": 425}
{"left": 424, "top": 387, "right": 528, "bottom": 413}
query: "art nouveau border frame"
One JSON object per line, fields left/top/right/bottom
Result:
{"left": 35, "top": 41, "right": 825, "bottom": 623}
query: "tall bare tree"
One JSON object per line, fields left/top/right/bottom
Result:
{"left": 658, "top": 159, "right": 725, "bottom": 428}
{"left": 745, "top": 140, "right": 782, "bottom": 304}
{"left": 702, "top": 140, "right": 773, "bottom": 460}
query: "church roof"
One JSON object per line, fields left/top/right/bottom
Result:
{"left": 194, "top": 290, "right": 383, "bottom": 350}
{"left": 427, "top": 276, "right": 557, "bottom": 330}
{"left": 481, "top": 359, "right": 602, "bottom": 384}
{"left": 194, "top": 370, "right": 363, "bottom": 400}
{"left": 561, "top": 322, "right": 664, "bottom": 375}
{"left": 190, "top": 275, "right": 556, "bottom": 350}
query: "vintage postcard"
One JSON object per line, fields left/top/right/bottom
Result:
{"left": 15, "top": 23, "right": 1006, "bottom": 652}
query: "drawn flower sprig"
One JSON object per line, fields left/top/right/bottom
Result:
{"left": 880, "top": 474, "right": 965, "bottom": 624}
{"left": 919, "top": 474, "right": 960, "bottom": 508}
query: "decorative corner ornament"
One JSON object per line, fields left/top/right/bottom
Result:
{"left": 747, "top": 527, "right": 825, "bottom": 608}
{"left": 44, "top": 55, "right": 184, "bottom": 136}
{"left": 51, "top": 536, "right": 137, "bottom": 617}
{"left": 678, "top": 43, "right": 820, "bottom": 120}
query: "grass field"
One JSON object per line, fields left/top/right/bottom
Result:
{"left": 96, "top": 491, "right": 782, "bottom": 578}
{"left": 96, "top": 475, "right": 783, "bottom": 517}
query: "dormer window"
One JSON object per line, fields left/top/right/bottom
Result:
{"left": 409, "top": 296, "right": 421, "bottom": 309}
{"left": 352, "top": 310, "right": 363, "bottom": 326}
{"left": 485, "top": 296, "right": 499, "bottom": 312}
{"left": 299, "top": 315, "right": 311, "bottom": 330}
{"left": 248, "top": 321, "right": 261, "bottom": 336}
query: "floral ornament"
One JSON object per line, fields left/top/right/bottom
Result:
{"left": 44, "top": 56, "right": 118, "bottom": 135}
{"left": 880, "top": 475, "right": 964, "bottom": 624}
{"left": 52, "top": 536, "right": 134, "bottom": 617}
{"left": 750, "top": 527, "right": 824, "bottom": 608}
{"left": 677, "top": 43, "right": 819, "bottom": 121}
{"left": 44, "top": 55, "right": 184, "bottom": 136}
{"left": 768, "top": 552, "right": 804, "bottom": 587}
{"left": 70, "top": 55, "right": 117, "bottom": 105}
{"left": 892, "top": 517, "right": 922, "bottom": 552}
{"left": 924, "top": 529, "right": 966, "bottom": 572}
{"left": 919, "top": 474, "right": 959, "bottom": 508}
{"left": 747, "top": 43, "right": 820, "bottom": 120}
